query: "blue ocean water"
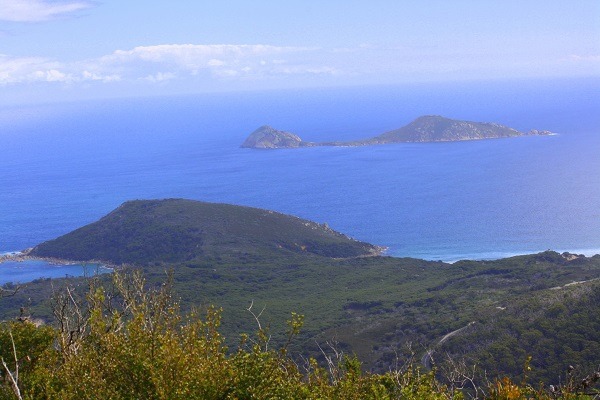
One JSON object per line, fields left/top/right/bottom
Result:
{"left": 1, "top": 78, "right": 599, "bottom": 284}
{"left": 0, "top": 258, "right": 111, "bottom": 286}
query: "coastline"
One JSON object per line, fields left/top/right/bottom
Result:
{"left": 0, "top": 249, "right": 118, "bottom": 271}
{"left": 3, "top": 246, "right": 599, "bottom": 267}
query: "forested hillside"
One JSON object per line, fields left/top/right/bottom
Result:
{"left": 1, "top": 200, "right": 599, "bottom": 394}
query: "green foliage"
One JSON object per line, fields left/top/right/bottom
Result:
{"left": 0, "top": 274, "right": 460, "bottom": 399}
{"left": 3, "top": 201, "right": 600, "bottom": 396}
{"left": 1, "top": 272, "right": 599, "bottom": 399}
{"left": 16, "top": 199, "right": 600, "bottom": 382}
{"left": 0, "top": 272, "right": 462, "bottom": 399}
{"left": 440, "top": 282, "right": 600, "bottom": 385}
{"left": 30, "top": 199, "right": 379, "bottom": 264}
{"left": 5, "top": 199, "right": 600, "bottom": 390}
{"left": 0, "top": 321, "right": 54, "bottom": 399}
{"left": 4, "top": 250, "right": 600, "bottom": 384}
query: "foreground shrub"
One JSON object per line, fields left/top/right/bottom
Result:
{"left": 0, "top": 271, "right": 597, "bottom": 399}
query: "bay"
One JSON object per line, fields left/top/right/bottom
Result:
{"left": 0, "top": 258, "right": 111, "bottom": 286}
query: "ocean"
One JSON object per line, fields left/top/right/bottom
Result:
{"left": 1, "top": 77, "right": 599, "bottom": 283}
{"left": 0, "top": 258, "right": 111, "bottom": 286}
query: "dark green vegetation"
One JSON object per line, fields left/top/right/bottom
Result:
{"left": 30, "top": 199, "right": 380, "bottom": 264}
{"left": 241, "top": 115, "right": 553, "bottom": 148}
{"left": 2, "top": 199, "right": 599, "bottom": 395}
{"left": 0, "top": 272, "right": 455, "bottom": 399}
{"left": 441, "top": 273, "right": 600, "bottom": 384}
{"left": 1, "top": 272, "right": 598, "bottom": 399}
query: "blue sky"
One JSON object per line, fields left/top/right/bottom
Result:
{"left": 1, "top": 0, "right": 599, "bottom": 104}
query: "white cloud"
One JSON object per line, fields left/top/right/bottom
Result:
{"left": 78, "top": 70, "right": 120, "bottom": 83}
{"left": 0, "top": 54, "right": 118, "bottom": 85}
{"left": 13, "top": 43, "right": 591, "bottom": 90}
{"left": 0, "top": 55, "right": 60, "bottom": 83}
{"left": 207, "top": 59, "right": 226, "bottom": 67}
{"left": 0, "top": 44, "right": 337, "bottom": 87}
{"left": 96, "top": 44, "right": 324, "bottom": 80}
{"left": 214, "top": 69, "right": 239, "bottom": 78}
{"left": 0, "top": 0, "right": 94, "bottom": 22}
{"left": 143, "top": 72, "right": 176, "bottom": 83}
{"left": 100, "top": 44, "right": 314, "bottom": 74}
{"left": 41, "top": 69, "right": 68, "bottom": 82}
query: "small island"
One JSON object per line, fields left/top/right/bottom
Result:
{"left": 241, "top": 115, "right": 554, "bottom": 149}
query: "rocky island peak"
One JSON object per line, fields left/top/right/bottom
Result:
{"left": 241, "top": 125, "right": 309, "bottom": 149}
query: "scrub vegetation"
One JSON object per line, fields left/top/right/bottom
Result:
{"left": 1, "top": 199, "right": 599, "bottom": 397}
{"left": 1, "top": 272, "right": 598, "bottom": 399}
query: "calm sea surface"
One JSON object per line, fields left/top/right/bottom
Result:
{"left": 1, "top": 78, "right": 599, "bottom": 282}
{"left": 0, "top": 258, "right": 111, "bottom": 286}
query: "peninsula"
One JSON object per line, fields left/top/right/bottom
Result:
{"left": 29, "top": 199, "right": 383, "bottom": 264}
{"left": 241, "top": 115, "right": 553, "bottom": 149}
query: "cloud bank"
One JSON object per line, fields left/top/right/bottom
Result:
{"left": 1, "top": 43, "right": 598, "bottom": 98}
{"left": 0, "top": 0, "right": 94, "bottom": 22}
{"left": 0, "top": 44, "right": 337, "bottom": 86}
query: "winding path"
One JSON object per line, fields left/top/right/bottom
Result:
{"left": 421, "top": 322, "right": 475, "bottom": 369}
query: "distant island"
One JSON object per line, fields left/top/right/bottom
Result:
{"left": 241, "top": 115, "right": 554, "bottom": 149}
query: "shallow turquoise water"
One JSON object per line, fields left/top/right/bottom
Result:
{"left": 0, "top": 259, "right": 111, "bottom": 285}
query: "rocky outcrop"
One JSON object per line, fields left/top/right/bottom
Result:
{"left": 241, "top": 125, "right": 312, "bottom": 149}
